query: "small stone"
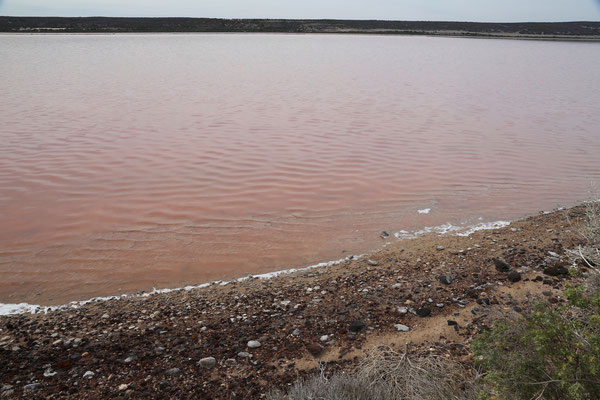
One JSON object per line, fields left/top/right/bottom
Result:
{"left": 507, "top": 271, "right": 522, "bottom": 282}
{"left": 101, "top": 314, "right": 109, "bottom": 319}
{"left": 494, "top": 258, "right": 511, "bottom": 272}
{"left": 124, "top": 356, "right": 135, "bottom": 363}
{"left": 397, "top": 307, "right": 408, "bottom": 314}
{"left": 292, "top": 329, "right": 301, "bottom": 336}
{"left": 416, "top": 308, "right": 431, "bottom": 317}
{"left": 306, "top": 342, "right": 324, "bottom": 357}
{"left": 394, "top": 324, "right": 410, "bottom": 332}
{"left": 438, "top": 275, "right": 453, "bottom": 285}
{"left": 320, "top": 335, "right": 329, "bottom": 342}
{"left": 380, "top": 231, "right": 390, "bottom": 238}
{"left": 43, "top": 368, "right": 57, "bottom": 378}
{"left": 392, "top": 283, "right": 402, "bottom": 289}
{"left": 237, "top": 352, "right": 250, "bottom": 358}
{"left": 83, "top": 371, "right": 94, "bottom": 379}
{"left": 23, "top": 383, "right": 41, "bottom": 393}
{"left": 544, "top": 266, "right": 568, "bottom": 276}
{"left": 447, "top": 320, "right": 458, "bottom": 326}
{"left": 247, "top": 340, "right": 261, "bottom": 349}
{"left": 367, "top": 260, "right": 379, "bottom": 266}
{"left": 118, "top": 384, "right": 128, "bottom": 391}
{"left": 348, "top": 321, "right": 367, "bottom": 333}
{"left": 199, "top": 357, "right": 217, "bottom": 369}
{"left": 165, "top": 368, "right": 180, "bottom": 376}
{"left": 436, "top": 246, "right": 445, "bottom": 251}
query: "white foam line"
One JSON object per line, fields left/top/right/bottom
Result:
{"left": 418, "top": 208, "right": 431, "bottom": 214}
{"left": 394, "top": 220, "right": 510, "bottom": 240}
{"left": 0, "top": 254, "right": 363, "bottom": 316}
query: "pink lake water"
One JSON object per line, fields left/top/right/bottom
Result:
{"left": 1, "top": 34, "right": 599, "bottom": 305}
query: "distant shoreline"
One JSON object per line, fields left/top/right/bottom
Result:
{"left": 1, "top": 17, "right": 600, "bottom": 42}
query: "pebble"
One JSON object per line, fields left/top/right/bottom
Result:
{"left": 436, "top": 246, "right": 445, "bottom": 251}
{"left": 124, "top": 356, "right": 135, "bottom": 363}
{"left": 348, "top": 321, "right": 367, "bottom": 333}
{"left": 23, "top": 383, "right": 41, "bottom": 393}
{"left": 165, "top": 368, "right": 180, "bottom": 376}
{"left": 320, "top": 335, "right": 329, "bottom": 342}
{"left": 392, "top": 283, "right": 402, "bottom": 289}
{"left": 507, "top": 271, "right": 522, "bottom": 282}
{"left": 397, "top": 307, "right": 408, "bottom": 314}
{"left": 83, "top": 371, "right": 94, "bottom": 379}
{"left": 306, "top": 342, "right": 324, "bottom": 357}
{"left": 118, "top": 384, "right": 128, "bottom": 391}
{"left": 198, "top": 357, "right": 217, "bottom": 369}
{"left": 394, "top": 324, "right": 410, "bottom": 332}
{"left": 367, "top": 260, "right": 379, "bottom": 266}
{"left": 292, "top": 329, "right": 301, "bottom": 336}
{"left": 101, "top": 313, "right": 109, "bottom": 319}
{"left": 247, "top": 340, "right": 261, "bottom": 349}
{"left": 494, "top": 258, "right": 511, "bottom": 272}
{"left": 237, "top": 352, "right": 250, "bottom": 358}
{"left": 416, "top": 308, "right": 431, "bottom": 317}
{"left": 439, "top": 275, "right": 453, "bottom": 285}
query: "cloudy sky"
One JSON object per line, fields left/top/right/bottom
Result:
{"left": 0, "top": 0, "right": 599, "bottom": 22}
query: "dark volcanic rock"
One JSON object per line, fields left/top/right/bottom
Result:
{"left": 493, "top": 258, "right": 511, "bottom": 272}
{"left": 348, "top": 321, "right": 367, "bottom": 333}
{"left": 416, "top": 308, "right": 431, "bottom": 317}
{"left": 438, "top": 275, "right": 453, "bottom": 285}
{"left": 544, "top": 265, "right": 568, "bottom": 276}
{"left": 507, "top": 271, "right": 522, "bottom": 282}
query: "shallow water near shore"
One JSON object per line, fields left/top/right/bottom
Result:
{"left": 1, "top": 34, "right": 600, "bottom": 305}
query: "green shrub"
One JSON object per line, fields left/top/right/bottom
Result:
{"left": 473, "top": 281, "right": 600, "bottom": 400}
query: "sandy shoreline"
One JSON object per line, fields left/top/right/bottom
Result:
{"left": 0, "top": 205, "right": 590, "bottom": 398}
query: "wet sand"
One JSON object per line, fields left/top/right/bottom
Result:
{"left": 0, "top": 204, "right": 589, "bottom": 398}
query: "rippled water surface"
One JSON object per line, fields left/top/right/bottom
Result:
{"left": 1, "top": 34, "right": 599, "bottom": 304}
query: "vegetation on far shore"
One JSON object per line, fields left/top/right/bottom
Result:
{"left": 1, "top": 17, "right": 600, "bottom": 39}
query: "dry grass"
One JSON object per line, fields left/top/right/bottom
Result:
{"left": 568, "top": 200, "right": 600, "bottom": 293}
{"left": 267, "top": 346, "right": 483, "bottom": 400}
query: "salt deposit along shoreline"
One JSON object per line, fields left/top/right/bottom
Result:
{"left": 0, "top": 204, "right": 591, "bottom": 398}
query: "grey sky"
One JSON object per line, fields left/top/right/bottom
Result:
{"left": 1, "top": 0, "right": 599, "bottom": 22}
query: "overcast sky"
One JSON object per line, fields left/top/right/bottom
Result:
{"left": 1, "top": 0, "right": 599, "bottom": 22}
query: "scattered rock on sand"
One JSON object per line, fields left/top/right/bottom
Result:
{"left": 306, "top": 342, "right": 324, "bottom": 357}
{"left": 247, "top": 340, "right": 261, "bottom": 349}
{"left": 367, "top": 260, "right": 379, "bottom": 266}
{"left": 394, "top": 324, "right": 410, "bottom": 332}
{"left": 508, "top": 271, "right": 522, "bottom": 282}
{"left": 83, "top": 371, "right": 94, "bottom": 379}
{"left": 348, "top": 321, "right": 367, "bottom": 333}
{"left": 165, "top": 368, "right": 180, "bottom": 376}
{"left": 199, "top": 357, "right": 217, "bottom": 369}
{"left": 23, "top": 383, "right": 41, "bottom": 393}
{"left": 439, "top": 275, "right": 453, "bottom": 285}
{"left": 494, "top": 258, "right": 511, "bottom": 272}
{"left": 416, "top": 308, "right": 431, "bottom": 317}
{"left": 544, "top": 265, "right": 568, "bottom": 276}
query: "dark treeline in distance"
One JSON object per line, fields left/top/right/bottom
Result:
{"left": 1, "top": 17, "right": 600, "bottom": 39}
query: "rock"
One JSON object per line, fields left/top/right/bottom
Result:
{"left": 83, "top": 371, "right": 94, "bottom": 379}
{"left": 292, "top": 329, "right": 301, "bottom": 336}
{"left": 367, "top": 260, "right": 379, "bottom": 266}
{"left": 507, "top": 271, "right": 522, "bottom": 282}
{"left": 165, "top": 368, "right": 180, "bottom": 376}
{"left": 394, "top": 324, "right": 410, "bottom": 332}
{"left": 306, "top": 342, "right": 324, "bottom": 357}
{"left": 447, "top": 320, "right": 458, "bottom": 326}
{"left": 397, "top": 307, "right": 408, "bottom": 314}
{"left": 155, "top": 346, "right": 165, "bottom": 355}
{"left": 494, "top": 258, "right": 511, "bottom": 272}
{"left": 544, "top": 266, "right": 568, "bottom": 276}
{"left": 124, "top": 356, "right": 135, "bottom": 363}
{"left": 348, "top": 321, "right": 367, "bottom": 333}
{"left": 118, "top": 384, "right": 128, "bottom": 391}
{"left": 247, "top": 340, "right": 261, "bottom": 349}
{"left": 23, "top": 383, "right": 40, "bottom": 393}
{"left": 320, "top": 335, "right": 329, "bottom": 342}
{"left": 392, "top": 283, "right": 402, "bottom": 289}
{"left": 43, "top": 368, "right": 57, "bottom": 378}
{"left": 548, "top": 251, "right": 560, "bottom": 258}
{"left": 101, "top": 313, "right": 109, "bottom": 319}
{"left": 380, "top": 231, "right": 390, "bottom": 238}
{"left": 199, "top": 357, "right": 217, "bottom": 369}
{"left": 438, "top": 275, "right": 453, "bottom": 285}
{"left": 436, "top": 246, "right": 445, "bottom": 251}
{"left": 237, "top": 352, "right": 250, "bottom": 358}
{"left": 416, "top": 308, "right": 431, "bottom": 317}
